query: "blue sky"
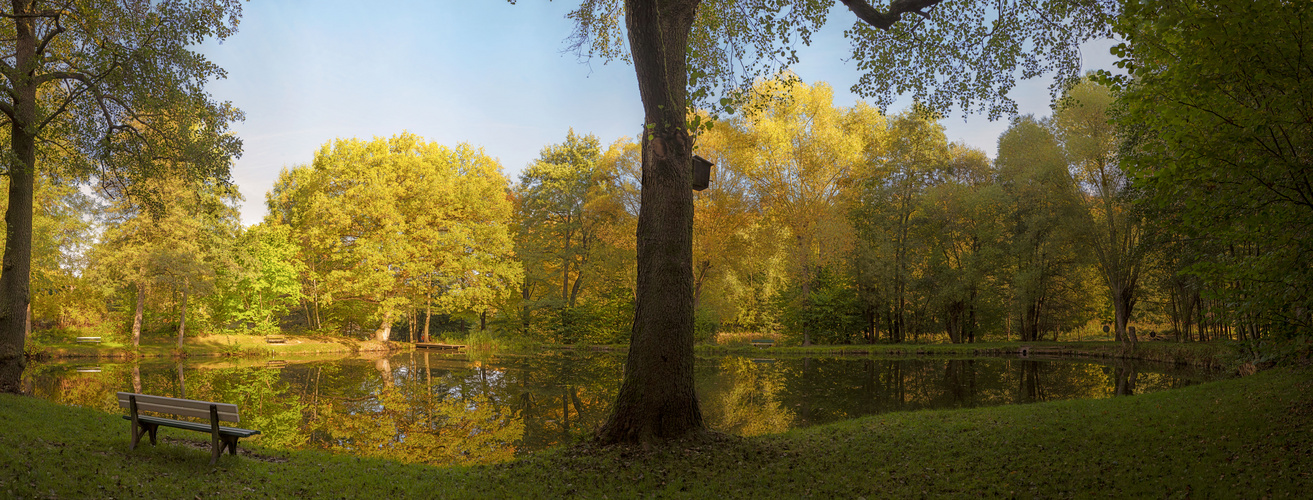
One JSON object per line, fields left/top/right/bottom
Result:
{"left": 199, "top": 1, "right": 1117, "bottom": 226}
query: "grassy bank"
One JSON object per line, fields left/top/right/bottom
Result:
{"left": 2, "top": 366, "right": 1308, "bottom": 498}
{"left": 26, "top": 334, "right": 404, "bottom": 360}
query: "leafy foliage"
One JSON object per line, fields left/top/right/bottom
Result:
{"left": 267, "top": 134, "right": 521, "bottom": 340}
{"left": 1103, "top": 0, "right": 1313, "bottom": 340}
{"left": 566, "top": 0, "right": 1118, "bottom": 119}
{"left": 514, "top": 131, "right": 636, "bottom": 344}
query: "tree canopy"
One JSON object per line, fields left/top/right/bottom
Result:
{"left": 1, "top": 0, "right": 245, "bottom": 392}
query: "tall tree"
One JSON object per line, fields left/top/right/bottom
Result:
{"left": 89, "top": 175, "right": 238, "bottom": 348}
{"left": 1053, "top": 79, "right": 1146, "bottom": 345}
{"left": 515, "top": 131, "right": 634, "bottom": 343}
{"left": 711, "top": 78, "right": 881, "bottom": 345}
{"left": 210, "top": 223, "right": 304, "bottom": 335}
{"left": 995, "top": 116, "right": 1093, "bottom": 341}
{"left": 916, "top": 143, "right": 1000, "bottom": 343}
{"left": 1104, "top": 0, "right": 1313, "bottom": 340}
{"left": 267, "top": 134, "right": 520, "bottom": 342}
{"left": 556, "top": 0, "right": 1116, "bottom": 443}
{"left": 0, "top": 0, "right": 244, "bottom": 392}
{"left": 851, "top": 111, "right": 949, "bottom": 343}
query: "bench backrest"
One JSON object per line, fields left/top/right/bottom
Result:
{"left": 116, "top": 392, "right": 241, "bottom": 423}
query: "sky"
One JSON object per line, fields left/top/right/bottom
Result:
{"left": 198, "top": 1, "right": 1119, "bottom": 227}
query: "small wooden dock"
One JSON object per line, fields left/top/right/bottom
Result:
{"left": 415, "top": 343, "right": 466, "bottom": 351}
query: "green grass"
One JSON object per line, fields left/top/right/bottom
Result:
{"left": 3, "top": 366, "right": 1309, "bottom": 498}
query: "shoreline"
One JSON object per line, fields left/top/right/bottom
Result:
{"left": 27, "top": 334, "right": 1239, "bottom": 370}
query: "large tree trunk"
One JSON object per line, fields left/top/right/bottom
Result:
{"left": 1112, "top": 281, "right": 1138, "bottom": 347}
{"left": 0, "top": 3, "right": 38, "bottom": 393}
{"left": 597, "top": 0, "right": 704, "bottom": 445}
{"left": 375, "top": 313, "right": 393, "bottom": 342}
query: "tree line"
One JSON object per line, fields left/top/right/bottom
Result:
{"left": 10, "top": 72, "right": 1296, "bottom": 350}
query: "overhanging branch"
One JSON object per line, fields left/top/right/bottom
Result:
{"left": 838, "top": 0, "right": 945, "bottom": 30}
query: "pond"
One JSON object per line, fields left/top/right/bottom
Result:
{"left": 23, "top": 351, "right": 1222, "bottom": 465}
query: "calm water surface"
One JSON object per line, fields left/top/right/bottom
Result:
{"left": 24, "top": 351, "right": 1222, "bottom": 465}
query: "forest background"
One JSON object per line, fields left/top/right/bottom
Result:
{"left": 7, "top": 72, "right": 1294, "bottom": 351}
{"left": 4, "top": 1, "right": 1309, "bottom": 359}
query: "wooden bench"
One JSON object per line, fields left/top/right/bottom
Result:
{"left": 116, "top": 392, "right": 261, "bottom": 465}
{"left": 265, "top": 335, "right": 286, "bottom": 344}
{"left": 751, "top": 339, "right": 775, "bottom": 347}
{"left": 75, "top": 336, "right": 101, "bottom": 344}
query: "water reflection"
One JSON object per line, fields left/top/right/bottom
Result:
{"left": 24, "top": 353, "right": 1219, "bottom": 465}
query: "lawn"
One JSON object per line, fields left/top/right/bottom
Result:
{"left": 2, "top": 365, "right": 1308, "bottom": 498}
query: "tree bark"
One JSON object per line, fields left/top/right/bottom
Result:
{"left": 597, "top": 0, "right": 704, "bottom": 445}
{"left": 375, "top": 313, "right": 393, "bottom": 342}
{"left": 0, "top": 1, "right": 39, "bottom": 393}
{"left": 1111, "top": 281, "right": 1138, "bottom": 347}
{"left": 423, "top": 298, "right": 432, "bottom": 343}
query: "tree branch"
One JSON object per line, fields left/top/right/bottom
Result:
{"left": 838, "top": 0, "right": 945, "bottom": 30}
{"left": 35, "top": 11, "right": 66, "bottom": 56}
{"left": 0, "top": 9, "right": 64, "bottom": 19}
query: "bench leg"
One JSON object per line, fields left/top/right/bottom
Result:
{"left": 130, "top": 422, "right": 158, "bottom": 451}
{"left": 221, "top": 435, "right": 240, "bottom": 455}
{"left": 211, "top": 434, "right": 220, "bottom": 465}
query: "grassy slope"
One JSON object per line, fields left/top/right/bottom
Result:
{"left": 2, "top": 367, "right": 1308, "bottom": 498}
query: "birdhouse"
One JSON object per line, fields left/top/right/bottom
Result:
{"left": 692, "top": 155, "right": 713, "bottom": 191}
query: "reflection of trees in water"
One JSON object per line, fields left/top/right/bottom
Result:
{"left": 23, "top": 353, "right": 1220, "bottom": 464}
{"left": 700, "top": 357, "right": 794, "bottom": 436}
{"left": 270, "top": 350, "right": 624, "bottom": 465}
{"left": 1113, "top": 361, "right": 1138, "bottom": 396}
{"left": 1018, "top": 360, "right": 1045, "bottom": 403}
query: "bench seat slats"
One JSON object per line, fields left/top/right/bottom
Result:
{"left": 116, "top": 392, "right": 240, "bottom": 422}
{"left": 119, "top": 415, "right": 260, "bottom": 438}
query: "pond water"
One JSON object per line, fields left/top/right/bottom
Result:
{"left": 23, "top": 351, "right": 1222, "bottom": 465}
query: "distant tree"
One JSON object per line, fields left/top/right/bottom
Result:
{"left": 268, "top": 134, "right": 520, "bottom": 342}
{"left": 0, "top": 0, "right": 244, "bottom": 392}
{"left": 515, "top": 131, "right": 634, "bottom": 343}
{"left": 211, "top": 223, "right": 304, "bottom": 335}
{"left": 916, "top": 144, "right": 1001, "bottom": 343}
{"left": 1052, "top": 79, "right": 1147, "bottom": 345}
{"left": 710, "top": 79, "right": 881, "bottom": 345}
{"left": 851, "top": 111, "right": 949, "bottom": 343}
{"left": 995, "top": 116, "right": 1094, "bottom": 341}
{"left": 89, "top": 175, "right": 239, "bottom": 347}
{"left": 0, "top": 173, "right": 98, "bottom": 333}
{"left": 687, "top": 110, "right": 787, "bottom": 339}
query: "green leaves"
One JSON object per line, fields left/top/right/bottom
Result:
{"left": 268, "top": 134, "right": 521, "bottom": 335}
{"left": 1111, "top": 0, "right": 1313, "bottom": 339}
{"left": 514, "top": 131, "right": 636, "bottom": 343}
